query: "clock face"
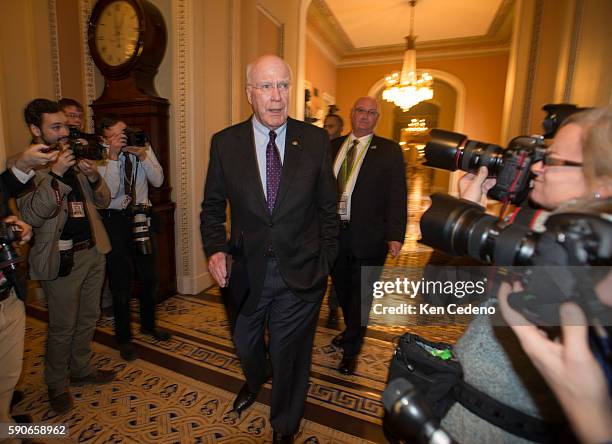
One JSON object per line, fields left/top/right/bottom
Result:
{"left": 94, "top": 0, "right": 140, "bottom": 67}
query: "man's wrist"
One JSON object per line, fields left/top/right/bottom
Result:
{"left": 14, "top": 157, "right": 33, "bottom": 174}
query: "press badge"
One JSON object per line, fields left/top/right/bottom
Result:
{"left": 338, "top": 193, "right": 348, "bottom": 216}
{"left": 120, "top": 195, "right": 133, "bottom": 210}
{"left": 68, "top": 201, "right": 86, "bottom": 218}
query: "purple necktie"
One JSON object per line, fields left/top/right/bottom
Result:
{"left": 266, "top": 130, "right": 282, "bottom": 213}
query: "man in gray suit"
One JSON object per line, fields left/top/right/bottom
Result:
{"left": 17, "top": 99, "right": 116, "bottom": 414}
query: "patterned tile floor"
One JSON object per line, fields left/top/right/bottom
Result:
{"left": 14, "top": 318, "right": 377, "bottom": 444}
{"left": 22, "top": 163, "right": 468, "bottom": 443}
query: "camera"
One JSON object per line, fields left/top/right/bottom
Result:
{"left": 383, "top": 378, "right": 455, "bottom": 444}
{"left": 542, "top": 103, "right": 590, "bottom": 138}
{"left": 126, "top": 204, "right": 153, "bottom": 255}
{"left": 420, "top": 193, "right": 612, "bottom": 324}
{"left": 123, "top": 127, "right": 149, "bottom": 147}
{"left": 42, "top": 136, "right": 106, "bottom": 161}
{"left": 0, "top": 222, "right": 24, "bottom": 294}
{"left": 420, "top": 193, "right": 612, "bottom": 266}
{"left": 424, "top": 130, "right": 546, "bottom": 204}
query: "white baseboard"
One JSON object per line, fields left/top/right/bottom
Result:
{"left": 177, "top": 271, "right": 215, "bottom": 295}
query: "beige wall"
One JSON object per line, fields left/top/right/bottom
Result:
{"left": 56, "top": 0, "right": 85, "bottom": 104}
{"left": 305, "top": 33, "right": 337, "bottom": 122}
{"left": 0, "top": 0, "right": 54, "bottom": 156}
{"left": 337, "top": 53, "right": 509, "bottom": 144}
{"left": 503, "top": 0, "right": 612, "bottom": 140}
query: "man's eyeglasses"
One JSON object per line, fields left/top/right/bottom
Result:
{"left": 353, "top": 107, "right": 379, "bottom": 117}
{"left": 249, "top": 82, "right": 291, "bottom": 94}
{"left": 542, "top": 153, "right": 583, "bottom": 167}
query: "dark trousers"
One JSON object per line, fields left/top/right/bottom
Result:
{"left": 102, "top": 211, "right": 158, "bottom": 344}
{"left": 331, "top": 227, "right": 385, "bottom": 357}
{"left": 232, "top": 259, "right": 321, "bottom": 435}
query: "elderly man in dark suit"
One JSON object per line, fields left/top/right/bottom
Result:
{"left": 331, "top": 96, "right": 407, "bottom": 375}
{"left": 200, "top": 55, "right": 338, "bottom": 444}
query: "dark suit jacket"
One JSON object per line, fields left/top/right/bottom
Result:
{"left": 332, "top": 134, "right": 407, "bottom": 258}
{"left": 0, "top": 168, "right": 36, "bottom": 301}
{"left": 201, "top": 117, "right": 339, "bottom": 315}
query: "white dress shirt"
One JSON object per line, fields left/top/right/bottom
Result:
{"left": 333, "top": 132, "right": 373, "bottom": 220}
{"left": 97, "top": 145, "right": 163, "bottom": 209}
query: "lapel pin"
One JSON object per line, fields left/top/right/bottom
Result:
{"left": 370, "top": 145, "right": 378, "bottom": 150}
{"left": 291, "top": 140, "right": 300, "bottom": 147}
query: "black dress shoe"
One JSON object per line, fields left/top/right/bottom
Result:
{"left": 338, "top": 354, "right": 357, "bottom": 375}
{"left": 12, "top": 414, "right": 32, "bottom": 423}
{"left": 230, "top": 383, "right": 258, "bottom": 417}
{"left": 331, "top": 332, "right": 344, "bottom": 348}
{"left": 10, "top": 390, "right": 24, "bottom": 408}
{"left": 273, "top": 431, "right": 295, "bottom": 444}
{"left": 326, "top": 308, "right": 339, "bottom": 327}
{"left": 140, "top": 328, "right": 172, "bottom": 341}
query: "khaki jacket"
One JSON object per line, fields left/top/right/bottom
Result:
{"left": 17, "top": 170, "right": 111, "bottom": 281}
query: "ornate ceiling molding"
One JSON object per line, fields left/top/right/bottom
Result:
{"left": 310, "top": 0, "right": 514, "bottom": 67}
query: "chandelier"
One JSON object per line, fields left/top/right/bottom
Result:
{"left": 382, "top": 0, "right": 433, "bottom": 111}
{"left": 403, "top": 118, "right": 429, "bottom": 134}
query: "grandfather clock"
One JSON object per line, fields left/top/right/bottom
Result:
{"left": 87, "top": 0, "right": 176, "bottom": 300}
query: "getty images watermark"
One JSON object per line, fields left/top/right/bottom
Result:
{"left": 363, "top": 266, "right": 612, "bottom": 327}
{"left": 372, "top": 276, "right": 492, "bottom": 316}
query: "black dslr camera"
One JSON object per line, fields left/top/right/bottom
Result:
{"left": 420, "top": 193, "right": 612, "bottom": 324}
{"left": 123, "top": 127, "right": 149, "bottom": 147}
{"left": 424, "top": 130, "right": 546, "bottom": 204}
{"left": 0, "top": 222, "right": 24, "bottom": 294}
{"left": 126, "top": 204, "right": 153, "bottom": 255}
{"left": 67, "top": 127, "right": 107, "bottom": 160}
{"left": 42, "top": 129, "right": 106, "bottom": 161}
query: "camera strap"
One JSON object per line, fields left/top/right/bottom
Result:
{"left": 29, "top": 175, "right": 62, "bottom": 220}
{"left": 123, "top": 152, "right": 139, "bottom": 207}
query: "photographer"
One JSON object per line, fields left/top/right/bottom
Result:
{"left": 16, "top": 98, "right": 116, "bottom": 415}
{"left": 440, "top": 107, "right": 612, "bottom": 443}
{"left": 0, "top": 143, "right": 56, "bottom": 438}
{"left": 96, "top": 114, "right": 169, "bottom": 362}
{"left": 495, "top": 108, "right": 612, "bottom": 444}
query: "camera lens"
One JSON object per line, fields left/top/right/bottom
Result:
{"left": 420, "top": 193, "right": 536, "bottom": 265}
{"left": 131, "top": 210, "right": 153, "bottom": 255}
{"left": 424, "top": 129, "right": 505, "bottom": 176}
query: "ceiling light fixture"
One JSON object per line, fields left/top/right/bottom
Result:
{"left": 382, "top": 0, "right": 433, "bottom": 111}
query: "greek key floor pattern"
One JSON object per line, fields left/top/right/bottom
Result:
{"left": 14, "top": 317, "right": 377, "bottom": 444}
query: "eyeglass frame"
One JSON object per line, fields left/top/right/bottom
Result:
{"left": 541, "top": 152, "right": 583, "bottom": 167}
{"left": 247, "top": 81, "right": 291, "bottom": 94}
{"left": 353, "top": 107, "right": 379, "bottom": 117}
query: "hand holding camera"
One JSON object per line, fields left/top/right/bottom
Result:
{"left": 106, "top": 131, "right": 127, "bottom": 160}
{"left": 2, "top": 215, "right": 31, "bottom": 245}
{"left": 76, "top": 158, "right": 100, "bottom": 183}
{"left": 15, "top": 143, "right": 59, "bottom": 173}
{"left": 50, "top": 148, "right": 76, "bottom": 177}
{"left": 458, "top": 166, "right": 496, "bottom": 207}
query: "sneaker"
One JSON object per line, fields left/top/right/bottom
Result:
{"left": 48, "top": 388, "right": 73, "bottom": 414}
{"left": 70, "top": 369, "right": 116, "bottom": 386}
{"left": 140, "top": 328, "right": 171, "bottom": 341}
{"left": 101, "top": 306, "right": 114, "bottom": 320}
{"left": 120, "top": 342, "right": 139, "bottom": 361}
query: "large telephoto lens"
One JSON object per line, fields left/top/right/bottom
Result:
{"left": 424, "top": 129, "right": 505, "bottom": 176}
{"left": 420, "top": 193, "right": 536, "bottom": 265}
